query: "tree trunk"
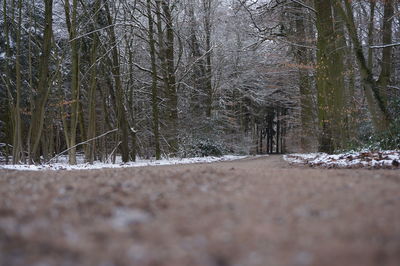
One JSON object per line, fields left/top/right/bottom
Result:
{"left": 156, "top": 0, "right": 178, "bottom": 155}
{"left": 86, "top": 0, "right": 100, "bottom": 164}
{"left": 364, "top": 0, "right": 384, "bottom": 132}
{"left": 315, "top": 0, "right": 337, "bottom": 153}
{"left": 104, "top": 0, "right": 130, "bottom": 162}
{"left": 28, "top": 0, "right": 53, "bottom": 164}
{"left": 335, "top": 0, "right": 392, "bottom": 132}
{"left": 331, "top": 4, "right": 347, "bottom": 147}
{"left": 64, "top": 0, "right": 80, "bottom": 165}
{"left": 203, "top": 0, "right": 213, "bottom": 117}
{"left": 188, "top": 2, "right": 210, "bottom": 118}
{"left": 125, "top": 37, "right": 137, "bottom": 162}
{"left": 6, "top": 0, "right": 24, "bottom": 163}
{"left": 147, "top": 0, "right": 161, "bottom": 160}
{"left": 293, "top": 3, "right": 314, "bottom": 152}
{"left": 161, "top": 0, "right": 179, "bottom": 155}
{"left": 377, "top": 0, "right": 394, "bottom": 106}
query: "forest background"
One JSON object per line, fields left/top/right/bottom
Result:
{"left": 0, "top": 0, "right": 399, "bottom": 165}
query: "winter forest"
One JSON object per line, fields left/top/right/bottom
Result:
{"left": 1, "top": 0, "right": 399, "bottom": 166}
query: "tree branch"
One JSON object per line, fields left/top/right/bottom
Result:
{"left": 47, "top": 128, "right": 118, "bottom": 163}
{"left": 370, "top": 42, "right": 400, "bottom": 49}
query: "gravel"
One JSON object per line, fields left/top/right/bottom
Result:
{"left": 1, "top": 156, "right": 399, "bottom": 266}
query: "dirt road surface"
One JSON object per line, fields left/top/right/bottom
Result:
{"left": 1, "top": 156, "right": 400, "bottom": 266}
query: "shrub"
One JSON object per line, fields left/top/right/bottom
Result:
{"left": 179, "top": 137, "right": 227, "bottom": 157}
{"left": 366, "top": 123, "right": 400, "bottom": 150}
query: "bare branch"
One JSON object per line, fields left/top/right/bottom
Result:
{"left": 370, "top": 42, "right": 400, "bottom": 49}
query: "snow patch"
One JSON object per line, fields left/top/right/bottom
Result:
{"left": 283, "top": 150, "right": 400, "bottom": 169}
{"left": 0, "top": 155, "right": 248, "bottom": 171}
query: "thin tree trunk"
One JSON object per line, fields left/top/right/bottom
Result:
{"left": 125, "top": 38, "right": 137, "bottom": 162}
{"left": 3, "top": 0, "right": 14, "bottom": 165}
{"left": 161, "top": 0, "right": 178, "bottom": 154}
{"left": 104, "top": 0, "right": 130, "bottom": 162}
{"left": 203, "top": 0, "right": 213, "bottom": 117}
{"left": 364, "top": 0, "right": 384, "bottom": 132}
{"left": 86, "top": 0, "right": 100, "bottom": 164}
{"left": 147, "top": 0, "right": 161, "bottom": 159}
{"left": 86, "top": 34, "right": 98, "bottom": 163}
{"left": 377, "top": 0, "right": 394, "bottom": 106}
{"left": 63, "top": 0, "right": 80, "bottom": 165}
{"left": 156, "top": 0, "right": 173, "bottom": 155}
{"left": 8, "top": 0, "right": 24, "bottom": 163}
{"left": 188, "top": 2, "right": 209, "bottom": 117}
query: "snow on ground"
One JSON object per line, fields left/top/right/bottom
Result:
{"left": 283, "top": 150, "right": 400, "bottom": 169}
{"left": 0, "top": 155, "right": 248, "bottom": 171}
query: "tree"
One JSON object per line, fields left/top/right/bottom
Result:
{"left": 314, "top": 0, "right": 345, "bottom": 153}
{"left": 104, "top": 0, "right": 130, "bottom": 163}
{"left": 85, "top": 0, "right": 101, "bottom": 164}
{"left": 63, "top": 0, "right": 80, "bottom": 165}
{"left": 156, "top": 0, "right": 178, "bottom": 155}
{"left": 292, "top": 2, "right": 315, "bottom": 151}
{"left": 147, "top": 0, "right": 161, "bottom": 160}
{"left": 27, "top": 0, "right": 53, "bottom": 164}
{"left": 334, "top": 0, "right": 393, "bottom": 133}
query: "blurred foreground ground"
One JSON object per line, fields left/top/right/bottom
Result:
{"left": 1, "top": 156, "right": 399, "bottom": 266}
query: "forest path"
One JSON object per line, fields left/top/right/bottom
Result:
{"left": 1, "top": 156, "right": 400, "bottom": 266}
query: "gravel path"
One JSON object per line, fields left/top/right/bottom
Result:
{"left": 1, "top": 156, "right": 399, "bottom": 266}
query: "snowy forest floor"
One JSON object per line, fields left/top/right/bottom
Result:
{"left": 0, "top": 155, "right": 248, "bottom": 171}
{"left": 284, "top": 150, "right": 400, "bottom": 169}
{"left": 1, "top": 155, "right": 400, "bottom": 266}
